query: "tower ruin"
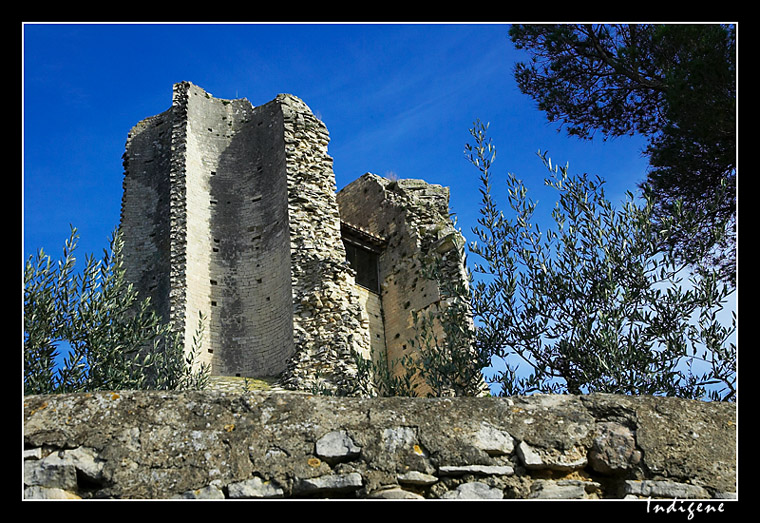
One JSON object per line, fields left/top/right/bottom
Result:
{"left": 119, "top": 81, "right": 471, "bottom": 394}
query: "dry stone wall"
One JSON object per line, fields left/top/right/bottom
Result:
{"left": 23, "top": 391, "right": 736, "bottom": 500}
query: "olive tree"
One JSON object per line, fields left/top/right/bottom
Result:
{"left": 467, "top": 121, "right": 735, "bottom": 401}
{"left": 24, "top": 227, "right": 210, "bottom": 395}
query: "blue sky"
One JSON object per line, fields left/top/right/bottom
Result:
{"left": 24, "top": 23, "right": 734, "bottom": 393}
{"left": 23, "top": 22, "right": 652, "bottom": 262}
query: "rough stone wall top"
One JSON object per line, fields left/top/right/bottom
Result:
{"left": 23, "top": 391, "right": 736, "bottom": 500}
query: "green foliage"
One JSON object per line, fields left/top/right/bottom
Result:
{"left": 355, "top": 350, "right": 420, "bottom": 397}
{"left": 511, "top": 24, "right": 659, "bottom": 139}
{"left": 509, "top": 24, "right": 736, "bottom": 287}
{"left": 351, "top": 240, "right": 488, "bottom": 398}
{"left": 24, "top": 226, "right": 210, "bottom": 395}
{"left": 407, "top": 252, "right": 489, "bottom": 397}
{"left": 466, "top": 121, "right": 735, "bottom": 401}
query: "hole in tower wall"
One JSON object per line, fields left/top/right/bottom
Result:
{"left": 343, "top": 241, "right": 380, "bottom": 293}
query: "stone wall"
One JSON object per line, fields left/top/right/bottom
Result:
{"left": 184, "top": 84, "right": 296, "bottom": 377}
{"left": 23, "top": 391, "right": 736, "bottom": 500}
{"left": 119, "top": 106, "right": 175, "bottom": 334}
{"left": 119, "top": 82, "right": 480, "bottom": 396}
{"left": 120, "top": 83, "right": 371, "bottom": 391}
{"left": 337, "top": 174, "right": 471, "bottom": 386}
{"left": 120, "top": 83, "right": 296, "bottom": 376}
{"left": 276, "top": 94, "right": 372, "bottom": 394}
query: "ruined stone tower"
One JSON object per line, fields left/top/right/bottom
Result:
{"left": 119, "top": 82, "right": 471, "bottom": 394}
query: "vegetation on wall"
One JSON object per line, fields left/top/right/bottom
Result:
{"left": 408, "top": 254, "right": 490, "bottom": 397}
{"left": 354, "top": 251, "right": 489, "bottom": 398}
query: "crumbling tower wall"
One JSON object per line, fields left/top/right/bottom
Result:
{"left": 276, "top": 94, "right": 372, "bottom": 393}
{"left": 337, "top": 174, "right": 470, "bottom": 385}
{"left": 119, "top": 82, "right": 473, "bottom": 395}
{"left": 120, "top": 82, "right": 370, "bottom": 390}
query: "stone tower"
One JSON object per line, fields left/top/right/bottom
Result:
{"left": 119, "top": 82, "right": 471, "bottom": 394}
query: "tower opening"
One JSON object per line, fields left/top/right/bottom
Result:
{"left": 341, "top": 221, "right": 386, "bottom": 294}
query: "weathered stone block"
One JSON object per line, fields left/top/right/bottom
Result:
{"left": 438, "top": 464, "right": 515, "bottom": 476}
{"left": 315, "top": 430, "right": 362, "bottom": 463}
{"left": 440, "top": 481, "right": 504, "bottom": 499}
{"left": 516, "top": 440, "right": 588, "bottom": 471}
{"left": 295, "top": 472, "right": 363, "bottom": 495}
{"left": 588, "top": 421, "right": 640, "bottom": 475}
{"left": 528, "top": 479, "right": 601, "bottom": 499}
{"left": 472, "top": 421, "right": 514, "bottom": 456}
{"left": 397, "top": 471, "right": 438, "bottom": 486}
{"left": 227, "top": 477, "right": 285, "bottom": 499}
{"left": 175, "top": 485, "right": 226, "bottom": 499}
{"left": 623, "top": 479, "right": 710, "bottom": 499}
{"left": 368, "top": 486, "right": 425, "bottom": 499}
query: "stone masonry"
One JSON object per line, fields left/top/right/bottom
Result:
{"left": 119, "top": 82, "right": 471, "bottom": 394}
{"left": 23, "top": 391, "right": 737, "bottom": 500}
{"left": 337, "top": 174, "right": 470, "bottom": 375}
